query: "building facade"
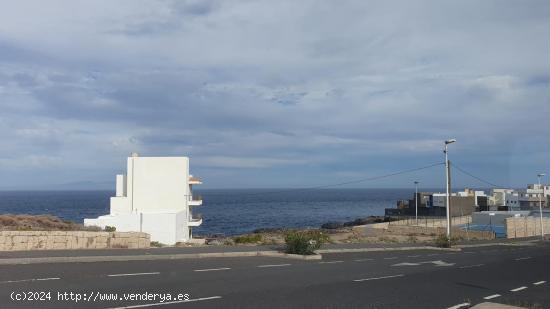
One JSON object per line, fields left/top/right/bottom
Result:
{"left": 518, "top": 184, "right": 549, "bottom": 209}
{"left": 84, "top": 154, "right": 203, "bottom": 245}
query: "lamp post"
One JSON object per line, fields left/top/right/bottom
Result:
{"left": 414, "top": 181, "right": 419, "bottom": 225}
{"left": 444, "top": 139, "right": 456, "bottom": 240}
{"left": 537, "top": 173, "right": 546, "bottom": 240}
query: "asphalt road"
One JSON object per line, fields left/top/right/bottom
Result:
{"left": 1, "top": 243, "right": 549, "bottom": 309}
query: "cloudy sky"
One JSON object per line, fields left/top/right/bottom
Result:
{"left": 1, "top": 0, "right": 549, "bottom": 190}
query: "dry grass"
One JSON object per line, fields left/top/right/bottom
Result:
{"left": 0, "top": 214, "right": 100, "bottom": 231}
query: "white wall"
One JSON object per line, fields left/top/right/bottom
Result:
{"left": 85, "top": 211, "right": 190, "bottom": 244}
{"left": 432, "top": 194, "right": 446, "bottom": 207}
{"left": 110, "top": 197, "right": 131, "bottom": 214}
{"left": 129, "top": 157, "right": 190, "bottom": 213}
{"left": 115, "top": 174, "right": 126, "bottom": 197}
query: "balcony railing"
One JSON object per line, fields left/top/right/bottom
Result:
{"left": 190, "top": 195, "right": 202, "bottom": 201}
{"left": 189, "top": 213, "right": 202, "bottom": 221}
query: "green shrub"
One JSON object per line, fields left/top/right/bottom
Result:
{"left": 435, "top": 234, "right": 450, "bottom": 247}
{"left": 434, "top": 234, "right": 459, "bottom": 248}
{"left": 233, "top": 234, "right": 263, "bottom": 244}
{"left": 104, "top": 226, "right": 116, "bottom": 232}
{"left": 284, "top": 230, "right": 328, "bottom": 255}
{"left": 150, "top": 241, "right": 164, "bottom": 247}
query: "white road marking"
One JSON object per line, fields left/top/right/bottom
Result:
{"left": 106, "top": 296, "right": 222, "bottom": 308}
{"left": 447, "top": 302, "right": 471, "bottom": 309}
{"left": 459, "top": 264, "right": 484, "bottom": 269}
{"left": 533, "top": 281, "right": 546, "bottom": 285}
{"left": 431, "top": 260, "right": 455, "bottom": 267}
{"left": 319, "top": 261, "right": 344, "bottom": 264}
{"left": 510, "top": 286, "right": 527, "bottom": 292}
{"left": 353, "top": 274, "right": 405, "bottom": 282}
{"left": 392, "top": 260, "right": 454, "bottom": 267}
{"left": 483, "top": 294, "right": 501, "bottom": 300}
{"left": 257, "top": 264, "right": 291, "bottom": 268}
{"left": 383, "top": 257, "right": 397, "bottom": 260}
{"left": 427, "top": 253, "right": 439, "bottom": 256}
{"left": 0, "top": 277, "right": 60, "bottom": 284}
{"left": 463, "top": 252, "right": 475, "bottom": 254}
{"left": 392, "top": 262, "right": 420, "bottom": 266}
{"left": 407, "top": 255, "right": 421, "bottom": 258}
{"left": 107, "top": 272, "right": 160, "bottom": 277}
{"left": 515, "top": 257, "right": 532, "bottom": 261}
{"left": 354, "top": 258, "right": 373, "bottom": 262}
{"left": 194, "top": 268, "right": 231, "bottom": 272}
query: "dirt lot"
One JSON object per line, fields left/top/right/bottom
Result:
{"left": 0, "top": 214, "right": 99, "bottom": 231}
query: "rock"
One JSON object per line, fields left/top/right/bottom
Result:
{"left": 321, "top": 222, "right": 344, "bottom": 229}
{"left": 252, "top": 228, "right": 287, "bottom": 234}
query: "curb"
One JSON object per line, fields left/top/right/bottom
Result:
{"left": 259, "top": 252, "right": 322, "bottom": 260}
{"left": 317, "top": 246, "right": 461, "bottom": 254}
{"left": 0, "top": 250, "right": 322, "bottom": 265}
{"left": 455, "top": 240, "right": 538, "bottom": 249}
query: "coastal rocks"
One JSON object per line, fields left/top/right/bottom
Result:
{"left": 252, "top": 228, "right": 288, "bottom": 234}
{"left": 321, "top": 216, "right": 390, "bottom": 230}
{"left": 320, "top": 222, "right": 344, "bottom": 229}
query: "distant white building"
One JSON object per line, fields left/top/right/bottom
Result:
{"left": 489, "top": 189, "right": 518, "bottom": 209}
{"left": 84, "top": 154, "right": 203, "bottom": 245}
{"left": 518, "top": 184, "right": 550, "bottom": 208}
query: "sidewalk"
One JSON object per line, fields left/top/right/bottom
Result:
{"left": 0, "top": 239, "right": 540, "bottom": 265}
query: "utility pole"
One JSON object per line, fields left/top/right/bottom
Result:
{"left": 538, "top": 173, "right": 546, "bottom": 240}
{"left": 415, "top": 181, "right": 419, "bottom": 225}
{"left": 444, "top": 139, "right": 456, "bottom": 241}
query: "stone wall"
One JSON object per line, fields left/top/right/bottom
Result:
{"left": 0, "top": 231, "right": 150, "bottom": 251}
{"left": 505, "top": 217, "right": 550, "bottom": 239}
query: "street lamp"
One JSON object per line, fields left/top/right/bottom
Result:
{"left": 414, "top": 181, "right": 419, "bottom": 225}
{"left": 444, "top": 139, "right": 456, "bottom": 240}
{"left": 537, "top": 173, "right": 546, "bottom": 240}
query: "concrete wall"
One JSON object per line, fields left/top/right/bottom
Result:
{"left": 84, "top": 211, "right": 190, "bottom": 245}
{"left": 0, "top": 231, "right": 150, "bottom": 251}
{"left": 505, "top": 217, "right": 550, "bottom": 239}
{"left": 472, "top": 211, "right": 531, "bottom": 226}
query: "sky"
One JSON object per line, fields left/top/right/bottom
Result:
{"left": 0, "top": 0, "right": 549, "bottom": 190}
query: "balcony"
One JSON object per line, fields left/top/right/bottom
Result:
{"left": 189, "top": 176, "right": 202, "bottom": 185}
{"left": 189, "top": 194, "right": 202, "bottom": 206}
{"left": 188, "top": 213, "right": 202, "bottom": 227}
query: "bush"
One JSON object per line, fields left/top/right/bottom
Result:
{"left": 233, "top": 234, "right": 263, "bottom": 244}
{"left": 104, "top": 226, "right": 116, "bottom": 232}
{"left": 284, "top": 230, "right": 328, "bottom": 255}
{"left": 150, "top": 241, "right": 163, "bottom": 247}
{"left": 434, "top": 234, "right": 458, "bottom": 248}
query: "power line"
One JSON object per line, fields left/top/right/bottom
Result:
{"left": 451, "top": 162, "right": 501, "bottom": 188}
{"left": 199, "top": 162, "right": 445, "bottom": 197}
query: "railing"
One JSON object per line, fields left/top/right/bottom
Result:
{"left": 190, "top": 195, "right": 202, "bottom": 201}
{"left": 189, "top": 213, "right": 202, "bottom": 221}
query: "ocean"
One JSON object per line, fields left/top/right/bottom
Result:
{"left": 0, "top": 189, "right": 412, "bottom": 236}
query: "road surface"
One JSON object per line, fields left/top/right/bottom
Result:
{"left": 1, "top": 243, "right": 549, "bottom": 308}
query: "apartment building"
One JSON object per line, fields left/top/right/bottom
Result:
{"left": 84, "top": 154, "right": 203, "bottom": 245}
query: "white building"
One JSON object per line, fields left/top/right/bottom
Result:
{"left": 518, "top": 184, "right": 550, "bottom": 208}
{"left": 84, "top": 154, "right": 203, "bottom": 245}
{"left": 489, "top": 189, "right": 517, "bottom": 208}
